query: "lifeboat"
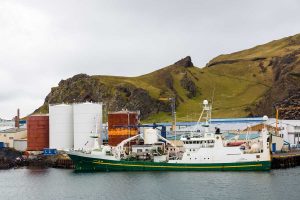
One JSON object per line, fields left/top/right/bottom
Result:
{"left": 227, "top": 141, "right": 244, "bottom": 146}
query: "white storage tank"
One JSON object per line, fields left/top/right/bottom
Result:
{"left": 49, "top": 104, "right": 74, "bottom": 150}
{"left": 144, "top": 128, "right": 159, "bottom": 144}
{"left": 73, "top": 102, "right": 102, "bottom": 150}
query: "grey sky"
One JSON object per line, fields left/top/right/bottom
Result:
{"left": 0, "top": 0, "right": 300, "bottom": 119}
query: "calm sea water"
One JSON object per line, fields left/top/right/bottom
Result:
{"left": 0, "top": 167, "right": 299, "bottom": 200}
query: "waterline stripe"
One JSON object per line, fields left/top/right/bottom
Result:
{"left": 92, "top": 160, "right": 264, "bottom": 169}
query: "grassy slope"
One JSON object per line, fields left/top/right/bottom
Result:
{"left": 92, "top": 62, "right": 271, "bottom": 122}
{"left": 76, "top": 34, "right": 300, "bottom": 122}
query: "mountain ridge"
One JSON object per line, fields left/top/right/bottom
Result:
{"left": 35, "top": 34, "right": 300, "bottom": 121}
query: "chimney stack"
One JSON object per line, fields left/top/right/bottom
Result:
{"left": 15, "top": 108, "right": 20, "bottom": 129}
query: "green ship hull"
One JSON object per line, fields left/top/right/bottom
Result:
{"left": 68, "top": 153, "right": 271, "bottom": 172}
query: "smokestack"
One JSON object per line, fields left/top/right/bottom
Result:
{"left": 15, "top": 108, "right": 20, "bottom": 129}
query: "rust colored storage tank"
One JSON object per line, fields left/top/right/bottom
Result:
{"left": 108, "top": 111, "right": 139, "bottom": 129}
{"left": 108, "top": 111, "right": 139, "bottom": 146}
{"left": 27, "top": 115, "right": 49, "bottom": 151}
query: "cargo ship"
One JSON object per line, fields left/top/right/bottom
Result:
{"left": 67, "top": 100, "right": 271, "bottom": 172}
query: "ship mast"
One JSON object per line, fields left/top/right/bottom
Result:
{"left": 91, "top": 115, "right": 100, "bottom": 150}
{"left": 192, "top": 100, "right": 212, "bottom": 137}
{"left": 202, "top": 100, "right": 211, "bottom": 136}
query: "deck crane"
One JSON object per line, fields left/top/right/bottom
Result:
{"left": 275, "top": 106, "right": 300, "bottom": 134}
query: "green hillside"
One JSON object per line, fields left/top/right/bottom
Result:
{"left": 36, "top": 34, "right": 300, "bottom": 122}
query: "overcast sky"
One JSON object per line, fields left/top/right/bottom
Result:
{"left": 0, "top": 0, "right": 300, "bottom": 119}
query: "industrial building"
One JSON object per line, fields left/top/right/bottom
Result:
{"left": 0, "top": 128, "right": 27, "bottom": 148}
{"left": 13, "top": 139, "right": 27, "bottom": 151}
{"left": 267, "top": 119, "right": 300, "bottom": 146}
{"left": 244, "top": 119, "right": 300, "bottom": 148}
{"left": 0, "top": 120, "right": 14, "bottom": 131}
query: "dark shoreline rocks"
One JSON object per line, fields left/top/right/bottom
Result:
{"left": 0, "top": 148, "right": 74, "bottom": 170}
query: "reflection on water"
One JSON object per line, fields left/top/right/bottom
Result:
{"left": 25, "top": 167, "right": 50, "bottom": 176}
{"left": 0, "top": 167, "right": 299, "bottom": 200}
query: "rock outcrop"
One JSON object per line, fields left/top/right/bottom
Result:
{"left": 174, "top": 56, "right": 194, "bottom": 67}
{"left": 180, "top": 73, "right": 197, "bottom": 98}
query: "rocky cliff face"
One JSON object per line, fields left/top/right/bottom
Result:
{"left": 37, "top": 74, "right": 171, "bottom": 119}
{"left": 250, "top": 49, "right": 300, "bottom": 119}
{"left": 180, "top": 73, "right": 197, "bottom": 98}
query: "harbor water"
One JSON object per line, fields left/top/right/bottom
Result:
{"left": 0, "top": 167, "right": 299, "bottom": 200}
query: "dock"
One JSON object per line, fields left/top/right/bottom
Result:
{"left": 271, "top": 151, "right": 300, "bottom": 169}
